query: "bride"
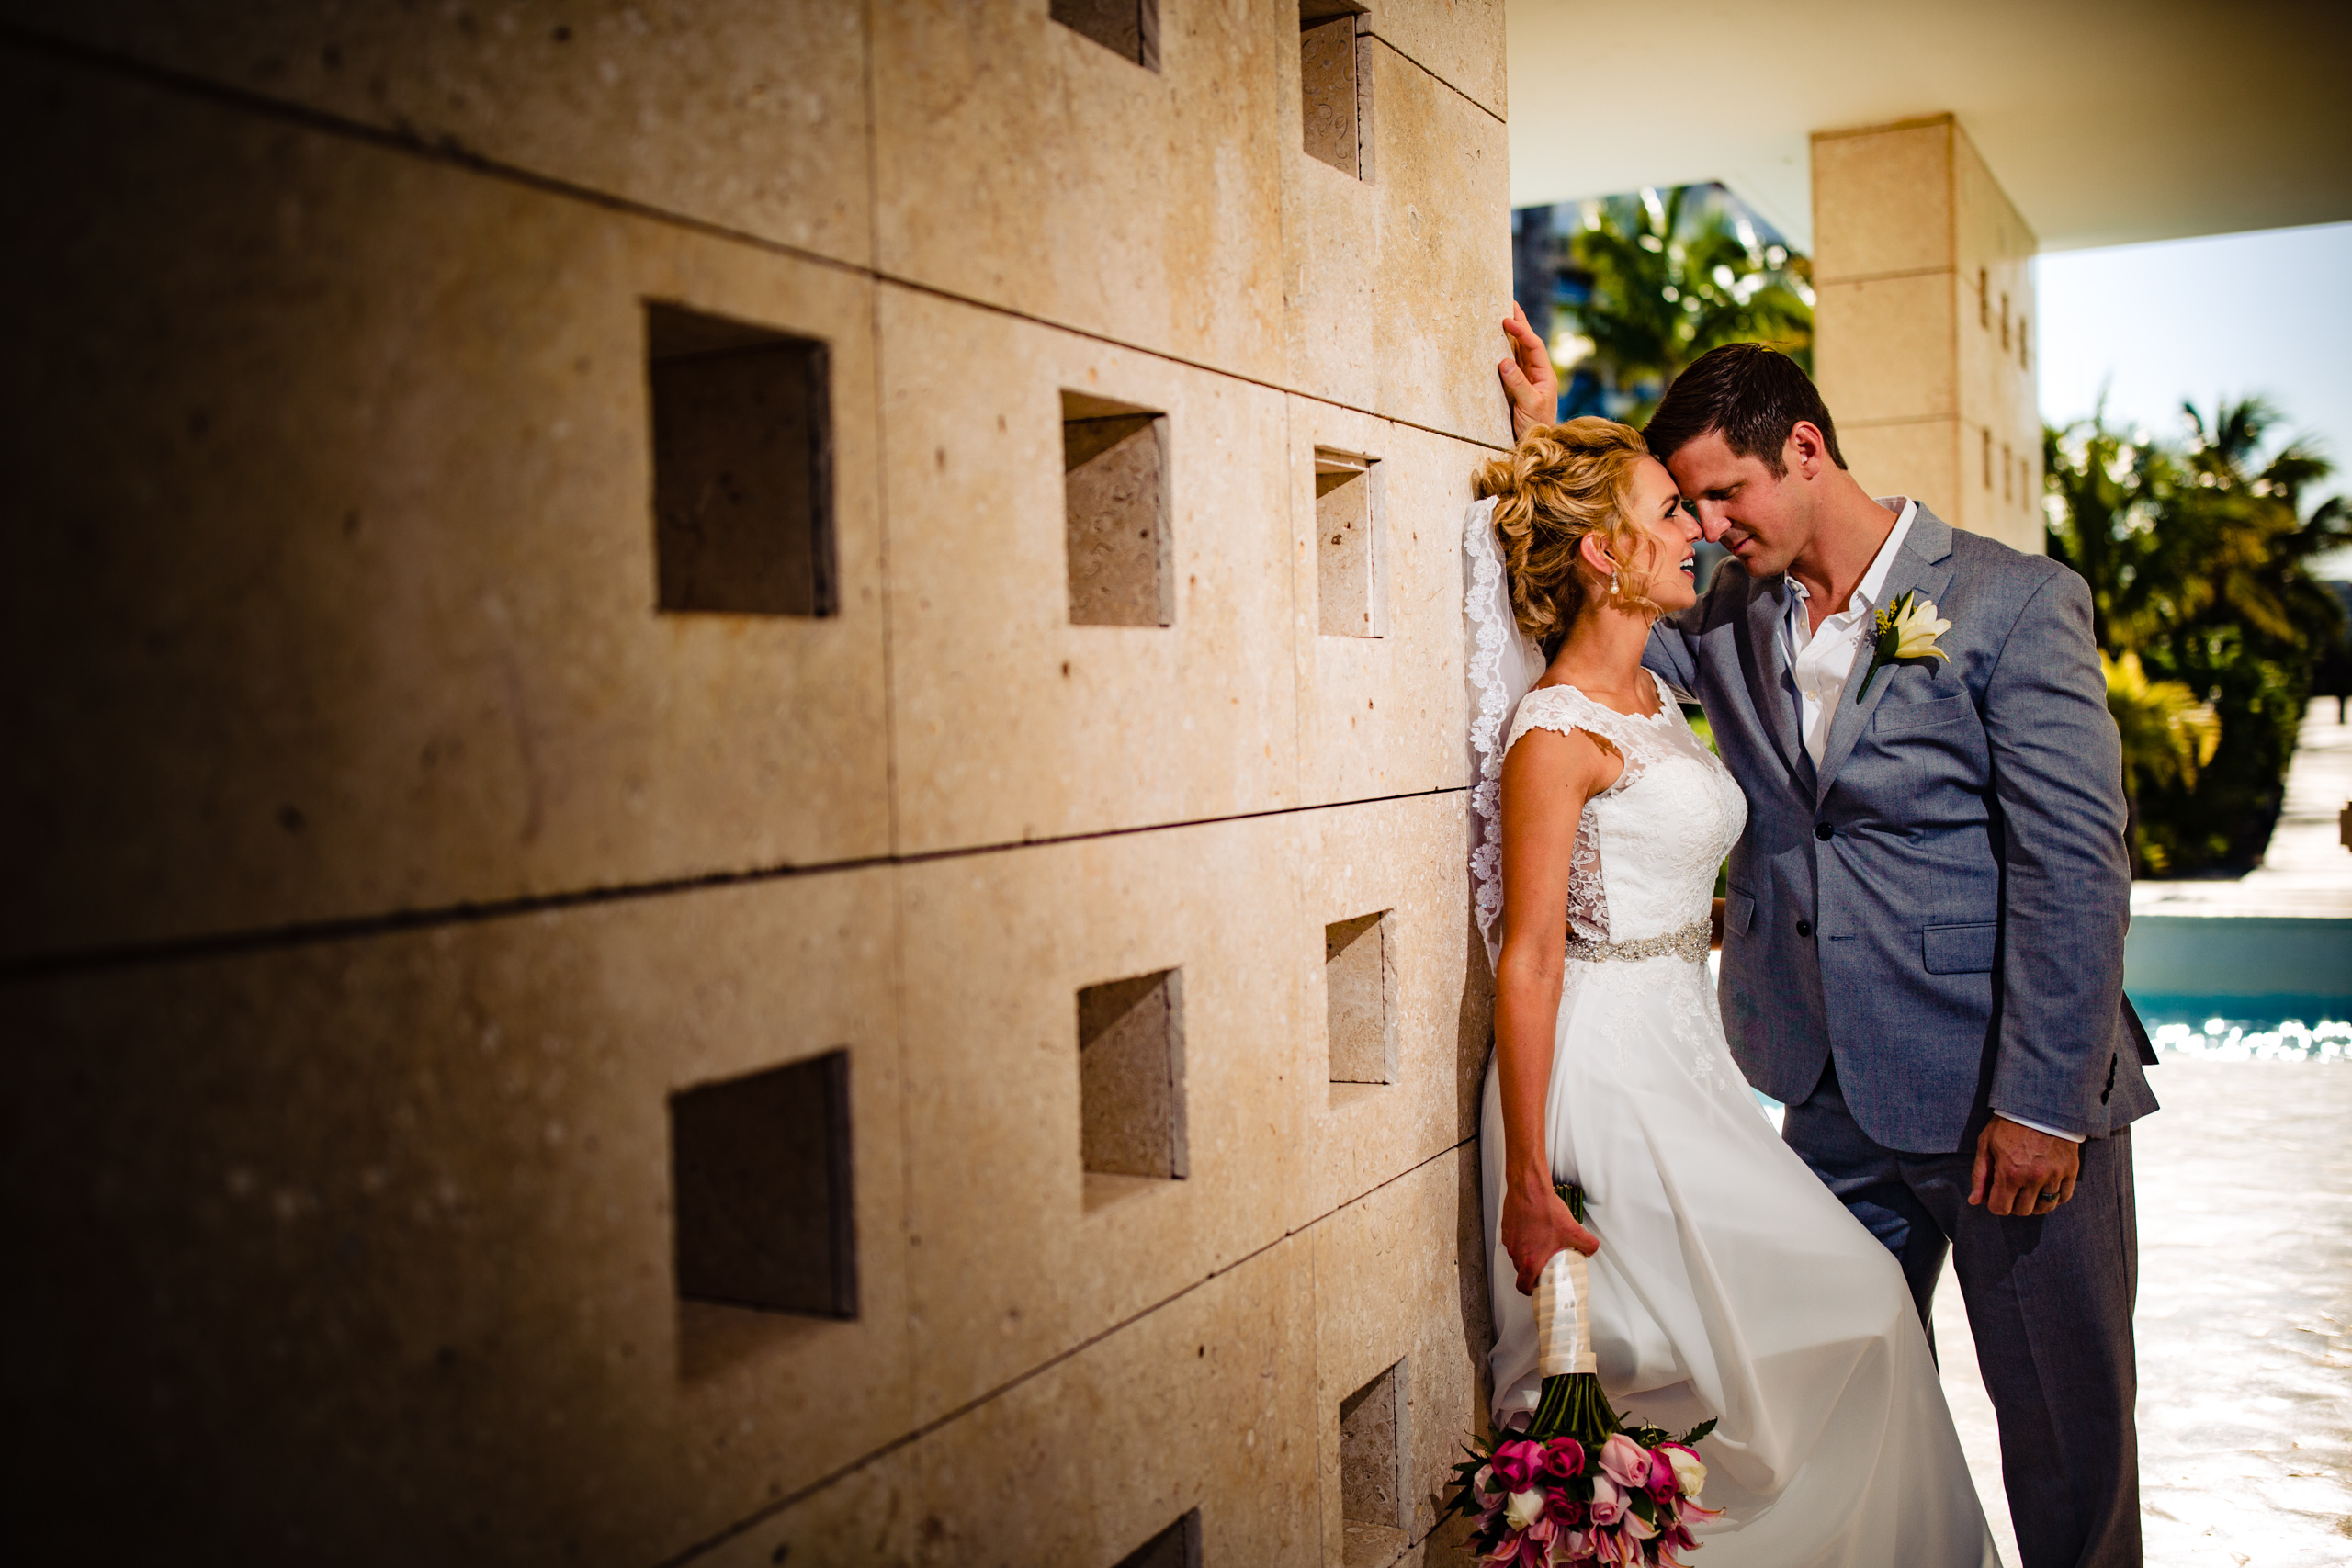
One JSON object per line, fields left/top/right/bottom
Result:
{"left": 1465, "top": 418, "right": 1996, "bottom": 1563}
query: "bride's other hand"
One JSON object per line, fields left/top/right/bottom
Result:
{"left": 1498, "top": 301, "right": 1558, "bottom": 441}
{"left": 1968, "top": 1115, "right": 2080, "bottom": 1217}
{"left": 1500, "top": 1179, "right": 1600, "bottom": 1295}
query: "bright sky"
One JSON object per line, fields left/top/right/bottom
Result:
{"left": 2036, "top": 222, "right": 2352, "bottom": 563}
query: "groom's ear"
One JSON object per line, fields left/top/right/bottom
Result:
{"left": 1787, "top": 421, "right": 1831, "bottom": 480}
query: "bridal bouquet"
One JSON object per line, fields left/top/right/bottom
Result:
{"left": 1441, "top": 1185, "right": 1722, "bottom": 1566}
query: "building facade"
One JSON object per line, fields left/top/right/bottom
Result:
{"left": 1, "top": 2, "right": 1513, "bottom": 1563}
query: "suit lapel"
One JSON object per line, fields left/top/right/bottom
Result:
{"left": 1814, "top": 506, "right": 1957, "bottom": 801}
{"left": 1736, "top": 570, "right": 1812, "bottom": 789}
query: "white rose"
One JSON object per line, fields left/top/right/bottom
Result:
{"left": 1505, "top": 1489, "right": 1544, "bottom": 1531}
{"left": 1664, "top": 1446, "right": 1707, "bottom": 1496}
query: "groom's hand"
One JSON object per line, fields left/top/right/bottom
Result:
{"left": 1498, "top": 302, "right": 1558, "bottom": 441}
{"left": 1969, "top": 1116, "right": 2080, "bottom": 1217}
{"left": 1501, "top": 1179, "right": 1600, "bottom": 1295}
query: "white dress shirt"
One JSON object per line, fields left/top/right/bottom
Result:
{"left": 1781, "top": 498, "right": 1915, "bottom": 765}
{"left": 1780, "top": 498, "right": 2084, "bottom": 1146}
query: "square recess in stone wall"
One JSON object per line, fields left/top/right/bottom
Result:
{"left": 646, "top": 301, "right": 836, "bottom": 617}
{"left": 1076, "top": 969, "right": 1187, "bottom": 1201}
{"left": 1315, "top": 446, "right": 1384, "bottom": 637}
{"left": 669, "top": 1049, "right": 856, "bottom": 1318}
{"left": 1052, "top": 0, "right": 1160, "bottom": 72}
{"left": 1113, "top": 1509, "right": 1202, "bottom": 1568}
{"left": 1300, "top": 3, "right": 1370, "bottom": 177}
{"left": 1063, "top": 391, "right": 1173, "bottom": 627}
{"left": 1341, "top": 1359, "right": 1412, "bottom": 1546}
{"left": 1325, "top": 910, "right": 1395, "bottom": 1084}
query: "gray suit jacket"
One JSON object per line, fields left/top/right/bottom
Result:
{"left": 1645, "top": 503, "right": 2158, "bottom": 1154}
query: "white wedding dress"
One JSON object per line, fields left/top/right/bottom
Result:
{"left": 1464, "top": 501, "right": 1996, "bottom": 1566}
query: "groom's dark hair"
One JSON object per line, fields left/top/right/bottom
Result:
{"left": 1643, "top": 343, "right": 1847, "bottom": 477}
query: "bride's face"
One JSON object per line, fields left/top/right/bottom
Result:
{"left": 1623, "top": 456, "right": 1702, "bottom": 612}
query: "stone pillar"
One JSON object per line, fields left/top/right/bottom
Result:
{"left": 1812, "top": 114, "right": 2044, "bottom": 554}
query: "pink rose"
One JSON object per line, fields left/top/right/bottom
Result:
{"left": 1598, "top": 1433, "right": 1651, "bottom": 1489}
{"left": 1542, "top": 1436, "right": 1586, "bottom": 1480}
{"left": 1492, "top": 1438, "right": 1544, "bottom": 1491}
{"left": 1586, "top": 1474, "right": 1624, "bottom": 1527}
{"left": 1645, "top": 1448, "right": 1680, "bottom": 1505}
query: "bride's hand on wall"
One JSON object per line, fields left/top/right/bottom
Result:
{"left": 1498, "top": 302, "right": 1558, "bottom": 441}
{"left": 1501, "top": 1179, "right": 1600, "bottom": 1295}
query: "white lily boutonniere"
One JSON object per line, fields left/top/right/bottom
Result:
{"left": 1855, "top": 590, "right": 1951, "bottom": 702}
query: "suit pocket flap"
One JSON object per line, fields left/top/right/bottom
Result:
{"left": 1726, "top": 889, "right": 1756, "bottom": 936}
{"left": 1875, "top": 694, "right": 1973, "bottom": 733}
{"left": 1922, "top": 922, "right": 1997, "bottom": 974}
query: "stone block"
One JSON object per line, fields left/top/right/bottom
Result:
{"left": 1367, "top": 40, "right": 1514, "bottom": 444}
{"left": 1313, "top": 1146, "right": 1493, "bottom": 1566}
{"left": 1811, "top": 117, "right": 1955, "bottom": 282}
{"left": 1814, "top": 272, "right": 1959, "bottom": 425}
{"left": 0, "top": 868, "right": 911, "bottom": 1565}
{"left": 1838, "top": 418, "right": 1963, "bottom": 531}
{"left": 894, "top": 815, "right": 1320, "bottom": 1420}
{"left": 1356, "top": 0, "right": 1507, "bottom": 120}
{"left": 1292, "top": 794, "right": 1487, "bottom": 1216}
{"left": 0, "top": 55, "right": 890, "bottom": 959}
{"left": 697, "top": 1235, "right": 1322, "bottom": 1568}
{"left": 5, "top": 0, "right": 875, "bottom": 265}
{"left": 879, "top": 288, "right": 1298, "bottom": 854}
{"left": 870, "top": 0, "right": 1286, "bottom": 381}
{"left": 1290, "top": 407, "right": 1480, "bottom": 806}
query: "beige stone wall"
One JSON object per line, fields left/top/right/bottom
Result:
{"left": 1811, "top": 114, "right": 2045, "bottom": 555}
{"left": 0, "top": 5, "right": 1510, "bottom": 1563}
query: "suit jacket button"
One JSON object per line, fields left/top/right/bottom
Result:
{"left": 1815, "top": 822, "right": 1833, "bottom": 840}
{"left": 1796, "top": 919, "right": 1814, "bottom": 937}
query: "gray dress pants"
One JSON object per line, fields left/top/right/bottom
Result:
{"left": 1784, "top": 1058, "right": 2143, "bottom": 1568}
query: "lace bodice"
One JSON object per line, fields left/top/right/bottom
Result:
{"left": 1500, "top": 672, "right": 1747, "bottom": 946}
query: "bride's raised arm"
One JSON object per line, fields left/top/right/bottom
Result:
{"left": 1491, "top": 721, "right": 1618, "bottom": 1294}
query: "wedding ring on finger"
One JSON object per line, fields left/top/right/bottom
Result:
{"left": 2037, "top": 1189, "right": 2063, "bottom": 1205}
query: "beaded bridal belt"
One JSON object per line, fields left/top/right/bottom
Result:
{"left": 1564, "top": 915, "right": 1713, "bottom": 964}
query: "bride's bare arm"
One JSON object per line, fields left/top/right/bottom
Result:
{"left": 1494, "top": 723, "right": 1622, "bottom": 1293}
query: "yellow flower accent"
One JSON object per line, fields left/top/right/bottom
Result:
{"left": 1855, "top": 590, "right": 1952, "bottom": 701}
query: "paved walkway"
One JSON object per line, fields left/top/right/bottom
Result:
{"left": 1938, "top": 1063, "right": 2352, "bottom": 1566}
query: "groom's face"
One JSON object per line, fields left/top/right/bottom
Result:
{"left": 1664, "top": 430, "right": 1811, "bottom": 578}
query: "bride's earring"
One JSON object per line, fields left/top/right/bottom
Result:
{"left": 1610, "top": 570, "right": 1621, "bottom": 598}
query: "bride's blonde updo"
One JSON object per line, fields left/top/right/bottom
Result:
{"left": 1474, "top": 417, "right": 1662, "bottom": 651}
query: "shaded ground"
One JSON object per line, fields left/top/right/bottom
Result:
{"left": 1939, "top": 1063, "right": 2352, "bottom": 1565}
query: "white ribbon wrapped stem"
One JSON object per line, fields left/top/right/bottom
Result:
{"left": 1534, "top": 1246, "right": 1599, "bottom": 1376}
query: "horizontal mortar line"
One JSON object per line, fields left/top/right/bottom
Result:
{"left": 0, "top": 24, "right": 1512, "bottom": 457}
{"left": 1814, "top": 265, "right": 1956, "bottom": 286}
{"left": 653, "top": 1131, "right": 1480, "bottom": 1568}
{"left": 1363, "top": 30, "right": 1506, "bottom": 129}
{"left": 0, "top": 785, "right": 1470, "bottom": 983}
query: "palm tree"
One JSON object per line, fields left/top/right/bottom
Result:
{"left": 2045, "top": 397, "right": 2349, "bottom": 873}
{"left": 2101, "top": 650, "right": 2218, "bottom": 874}
{"left": 1555, "top": 186, "right": 1814, "bottom": 425}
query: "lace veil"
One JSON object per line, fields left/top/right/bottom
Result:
{"left": 1464, "top": 496, "right": 1547, "bottom": 974}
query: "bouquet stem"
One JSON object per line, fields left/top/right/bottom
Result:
{"left": 1527, "top": 1182, "right": 1620, "bottom": 1445}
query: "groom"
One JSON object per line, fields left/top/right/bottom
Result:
{"left": 1499, "top": 324, "right": 2155, "bottom": 1568}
